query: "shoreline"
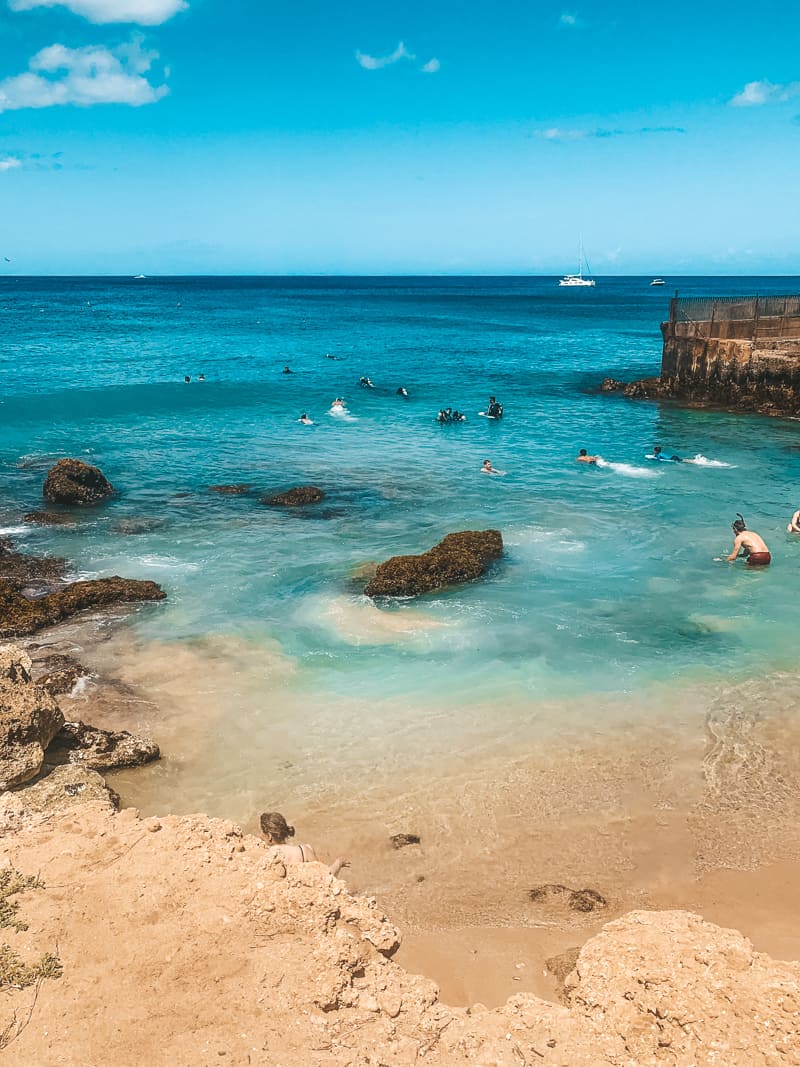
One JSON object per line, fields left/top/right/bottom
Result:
{"left": 32, "top": 614, "right": 800, "bottom": 1009}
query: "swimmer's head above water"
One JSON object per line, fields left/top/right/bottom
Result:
{"left": 260, "top": 811, "right": 294, "bottom": 844}
{"left": 732, "top": 513, "right": 747, "bottom": 534}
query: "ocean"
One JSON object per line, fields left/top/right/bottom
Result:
{"left": 2, "top": 275, "right": 799, "bottom": 822}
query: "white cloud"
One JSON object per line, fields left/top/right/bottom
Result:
{"left": 730, "top": 78, "right": 800, "bottom": 106}
{"left": 538, "top": 125, "right": 684, "bottom": 142}
{"left": 421, "top": 58, "right": 440, "bottom": 74}
{"left": 0, "top": 38, "right": 168, "bottom": 112}
{"left": 356, "top": 41, "right": 414, "bottom": 70}
{"left": 7, "top": 0, "right": 187, "bottom": 25}
{"left": 560, "top": 12, "right": 578, "bottom": 26}
{"left": 0, "top": 158, "right": 22, "bottom": 171}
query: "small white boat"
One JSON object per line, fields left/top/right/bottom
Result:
{"left": 559, "top": 239, "right": 595, "bottom": 287}
{"left": 650, "top": 278, "right": 665, "bottom": 286}
{"left": 133, "top": 274, "right": 146, "bottom": 280}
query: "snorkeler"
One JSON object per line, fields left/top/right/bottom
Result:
{"left": 198, "top": 374, "right": 206, "bottom": 381}
{"left": 576, "top": 448, "right": 598, "bottom": 464}
{"left": 184, "top": 375, "right": 191, "bottom": 383}
{"left": 359, "top": 376, "right": 375, "bottom": 388}
{"left": 298, "top": 413, "right": 313, "bottom": 425}
{"left": 397, "top": 386, "right": 409, "bottom": 397}
{"left": 787, "top": 509, "right": 800, "bottom": 534}
{"left": 282, "top": 366, "right": 293, "bottom": 374}
{"left": 726, "top": 514, "right": 771, "bottom": 566}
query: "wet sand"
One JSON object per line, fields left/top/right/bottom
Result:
{"left": 42, "top": 622, "right": 800, "bottom": 1009}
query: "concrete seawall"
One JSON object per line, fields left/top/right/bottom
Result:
{"left": 607, "top": 296, "right": 800, "bottom": 417}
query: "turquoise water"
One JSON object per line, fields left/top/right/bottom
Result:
{"left": 2, "top": 276, "right": 800, "bottom": 717}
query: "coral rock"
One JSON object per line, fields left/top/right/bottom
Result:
{"left": 43, "top": 458, "right": 115, "bottom": 506}
{"left": 0, "top": 645, "right": 64, "bottom": 791}
{"left": 46, "top": 720, "right": 160, "bottom": 772}
{"left": 365, "top": 530, "right": 503, "bottom": 598}
{"left": 23, "top": 511, "right": 79, "bottom": 527}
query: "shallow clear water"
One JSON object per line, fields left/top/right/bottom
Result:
{"left": 2, "top": 275, "right": 799, "bottom": 726}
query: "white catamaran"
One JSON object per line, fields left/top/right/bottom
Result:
{"left": 559, "top": 239, "right": 595, "bottom": 287}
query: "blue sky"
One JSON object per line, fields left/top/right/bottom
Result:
{"left": 0, "top": 0, "right": 799, "bottom": 274}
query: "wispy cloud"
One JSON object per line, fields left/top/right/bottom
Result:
{"left": 538, "top": 125, "right": 685, "bottom": 142}
{"left": 356, "top": 41, "right": 414, "bottom": 70}
{"left": 0, "top": 158, "right": 22, "bottom": 172}
{"left": 421, "top": 58, "right": 440, "bottom": 74}
{"left": 0, "top": 38, "right": 168, "bottom": 112}
{"left": 559, "top": 12, "right": 583, "bottom": 27}
{"left": 7, "top": 0, "right": 187, "bottom": 24}
{"left": 729, "top": 78, "right": 800, "bottom": 106}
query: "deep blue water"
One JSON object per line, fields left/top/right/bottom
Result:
{"left": 2, "top": 275, "right": 799, "bottom": 716}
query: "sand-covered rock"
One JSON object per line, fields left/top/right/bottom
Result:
{"left": 43, "top": 458, "right": 115, "bottom": 506}
{"left": 365, "top": 529, "right": 503, "bottom": 597}
{"left": 0, "top": 645, "right": 64, "bottom": 790}
{"left": 0, "top": 576, "right": 166, "bottom": 638}
{"left": 0, "top": 764, "right": 118, "bottom": 832}
{"left": 262, "top": 485, "right": 325, "bottom": 506}
{"left": 46, "top": 720, "right": 160, "bottom": 771}
{"left": 0, "top": 805, "right": 797, "bottom": 1067}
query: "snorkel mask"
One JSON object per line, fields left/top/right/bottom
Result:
{"left": 731, "top": 513, "right": 746, "bottom": 534}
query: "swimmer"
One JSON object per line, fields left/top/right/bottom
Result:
{"left": 397, "top": 386, "right": 409, "bottom": 397}
{"left": 787, "top": 509, "right": 800, "bottom": 534}
{"left": 481, "top": 460, "right": 505, "bottom": 475}
{"left": 359, "top": 376, "right": 375, "bottom": 388}
{"left": 282, "top": 366, "right": 293, "bottom": 374}
{"left": 184, "top": 375, "right": 191, "bottom": 383}
{"left": 260, "top": 812, "right": 349, "bottom": 877}
{"left": 298, "top": 413, "right": 313, "bottom": 425}
{"left": 486, "top": 396, "right": 503, "bottom": 419}
{"left": 325, "top": 353, "right": 338, "bottom": 360}
{"left": 726, "top": 513, "right": 771, "bottom": 566}
{"left": 576, "top": 448, "right": 598, "bottom": 464}
{"left": 648, "top": 445, "right": 682, "bottom": 462}
{"left": 198, "top": 373, "right": 205, "bottom": 382}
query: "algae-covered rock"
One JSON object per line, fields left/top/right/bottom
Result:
{"left": 0, "top": 577, "right": 166, "bottom": 639}
{"left": 365, "top": 530, "right": 503, "bottom": 598}
{"left": 43, "top": 458, "right": 115, "bottom": 506}
{"left": 262, "top": 486, "right": 325, "bottom": 507}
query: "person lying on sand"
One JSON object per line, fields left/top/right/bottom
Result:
{"left": 260, "top": 811, "right": 349, "bottom": 876}
{"left": 726, "top": 514, "right": 771, "bottom": 566}
{"left": 787, "top": 509, "right": 800, "bottom": 534}
{"left": 576, "top": 448, "right": 597, "bottom": 464}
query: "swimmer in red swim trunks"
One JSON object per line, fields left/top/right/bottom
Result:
{"left": 726, "top": 513, "right": 771, "bottom": 566}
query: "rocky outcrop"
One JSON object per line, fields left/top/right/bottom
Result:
{"left": 0, "top": 646, "right": 64, "bottom": 790}
{"left": 0, "top": 576, "right": 166, "bottom": 638}
{"left": 23, "top": 511, "right": 79, "bottom": 526}
{"left": 0, "top": 765, "right": 118, "bottom": 832}
{"left": 43, "top": 458, "right": 115, "bottom": 506}
{"left": 529, "top": 883, "right": 608, "bottom": 913}
{"left": 46, "top": 721, "right": 159, "bottom": 772}
{"left": 262, "top": 486, "right": 325, "bottom": 507}
{"left": 365, "top": 530, "right": 503, "bottom": 598}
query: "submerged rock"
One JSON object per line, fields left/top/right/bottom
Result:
{"left": 209, "top": 484, "right": 253, "bottom": 495}
{"left": 33, "top": 654, "right": 92, "bottom": 696}
{"left": 23, "top": 511, "right": 80, "bottom": 527}
{"left": 0, "top": 576, "right": 166, "bottom": 639}
{"left": 262, "top": 486, "right": 326, "bottom": 507}
{"left": 112, "top": 517, "right": 164, "bottom": 535}
{"left": 0, "top": 645, "right": 64, "bottom": 791}
{"left": 364, "top": 530, "right": 503, "bottom": 598}
{"left": 598, "top": 377, "right": 625, "bottom": 392}
{"left": 0, "top": 538, "right": 67, "bottom": 590}
{"left": 43, "top": 458, "right": 115, "bottom": 506}
{"left": 46, "top": 721, "right": 159, "bottom": 772}
{"left": 529, "top": 883, "right": 608, "bottom": 913}
{"left": 390, "top": 833, "right": 421, "bottom": 849}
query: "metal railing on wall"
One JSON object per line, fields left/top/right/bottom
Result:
{"left": 668, "top": 295, "right": 800, "bottom": 340}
